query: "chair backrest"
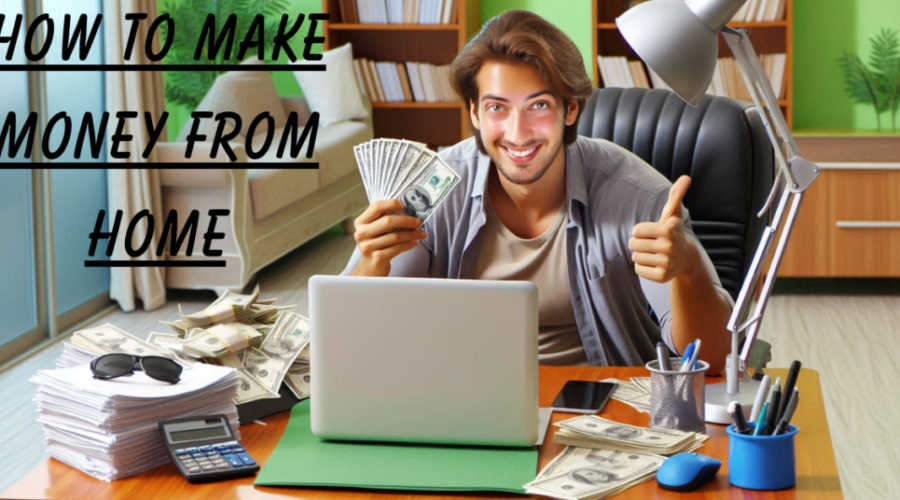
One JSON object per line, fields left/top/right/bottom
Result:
{"left": 577, "top": 87, "right": 774, "bottom": 300}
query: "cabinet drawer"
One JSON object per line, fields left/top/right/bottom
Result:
{"left": 832, "top": 224, "right": 900, "bottom": 276}
{"left": 778, "top": 168, "right": 900, "bottom": 277}
{"left": 829, "top": 170, "right": 900, "bottom": 222}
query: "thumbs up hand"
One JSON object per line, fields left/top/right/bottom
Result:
{"left": 629, "top": 176, "right": 698, "bottom": 283}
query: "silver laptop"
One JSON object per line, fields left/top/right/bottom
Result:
{"left": 309, "top": 275, "right": 538, "bottom": 447}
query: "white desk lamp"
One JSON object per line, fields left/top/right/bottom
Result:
{"left": 616, "top": 0, "right": 821, "bottom": 424}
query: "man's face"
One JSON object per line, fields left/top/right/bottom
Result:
{"left": 470, "top": 62, "right": 578, "bottom": 185}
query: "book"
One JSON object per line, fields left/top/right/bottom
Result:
{"left": 396, "top": 63, "right": 414, "bottom": 101}
{"left": 368, "top": 60, "right": 386, "bottom": 102}
{"left": 338, "top": 0, "right": 358, "bottom": 23}
{"left": 406, "top": 62, "right": 425, "bottom": 102}
{"left": 352, "top": 59, "right": 368, "bottom": 99}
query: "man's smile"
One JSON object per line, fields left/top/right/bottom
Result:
{"left": 500, "top": 143, "right": 543, "bottom": 164}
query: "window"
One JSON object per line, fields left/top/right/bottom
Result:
{"left": 0, "top": 0, "right": 111, "bottom": 366}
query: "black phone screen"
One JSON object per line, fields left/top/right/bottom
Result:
{"left": 551, "top": 381, "right": 616, "bottom": 412}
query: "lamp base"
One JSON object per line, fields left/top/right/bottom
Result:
{"left": 704, "top": 380, "right": 759, "bottom": 424}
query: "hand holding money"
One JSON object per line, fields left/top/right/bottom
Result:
{"left": 350, "top": 199, "right": 427, "bottom": 277}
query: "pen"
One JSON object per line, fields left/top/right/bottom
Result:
{"left": 687, "top": 339, "right": 701, "bottom": 370}
{"left": 750, "top": 375, "right": 772, "bottom": 423}
{"left": 773, "top": 388, "right": 799, "bottom": 436}
{"left": 728, "top": 401, "right": 751, "bottom": 435}
{"left": 764, "top": 377, "right": 782, "bottom": 435}
{"left": 778, "top": 360, "right": 801, "bottom": 423}
{"left": 656, "top": 342, "right": 673, "bottom": 371}
{"left": 680, "top": 342, "right": 696, "bottom": 372}
{"left": 753, "top": 402, "right": 768, "bottom": 436}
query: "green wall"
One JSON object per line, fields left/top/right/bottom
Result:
{"left": 794, "top": 0, "right": 900, "bottom": 131}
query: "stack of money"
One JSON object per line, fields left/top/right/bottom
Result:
{"left": 160, "top": 286, "right": 291, "bottom": 337}
{"left": 600, "top": 377, "right": 651, "bottom": 413}
{"left": 57, "top": 287, "right": 314, "bottom": 406}
{"left": 524, "top": 446, "right": 665, "bottom": 500}
{"left": 353, "top": 138, "right": 460, "bottom": 223}
{"left": 553, "top": 415, "right": 707, "bottom": 455}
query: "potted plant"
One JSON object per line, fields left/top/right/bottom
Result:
{"left": 838, "top": 28, "right": 900, "bottom": 132}
{"left": 160, "top": 0, "right": 289, "bottom": 110}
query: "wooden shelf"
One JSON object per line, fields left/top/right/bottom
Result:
{"left": 372, "top": 101, "right": 463, "bottom": 109}
{"left": 328, "top": 23, "right": 460, "bottom": 31}
{"left": 593, "top": 0, "right": 794, "bottom": 128}
{"left": 324, "top": 0, "right": 479, "bottom": 145}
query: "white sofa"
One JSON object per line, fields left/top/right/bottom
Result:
{"left": 154, "top": 64, "right": 372, "bottom": 293}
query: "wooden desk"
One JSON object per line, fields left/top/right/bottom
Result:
{"left": 2, "top": 366, "right": 843, "bottom": 500}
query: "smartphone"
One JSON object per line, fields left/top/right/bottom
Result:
{"left": 550, "top": 380, "right": 616, "bottom": 414}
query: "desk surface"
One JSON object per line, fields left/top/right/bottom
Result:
{"left": 2, "top": 366, "right": 843, "bottom": 500}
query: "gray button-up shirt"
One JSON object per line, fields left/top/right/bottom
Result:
{"left": 341, "top": 136, "right": 733, "bottom": 366}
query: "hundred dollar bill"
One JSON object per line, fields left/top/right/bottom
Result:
{"left": 556, "top": 416, "right": 691, "bottom": 448}
{"left": 181, "top": 323, "right": 263, "bottom": 358}
{"left": 256, "top": 311, "right": 311, "bottom": 392}
{"left": 179, "top": 286, "right": 261, "bottom": 327}
{"left": 71, "top": 324, "right": 191, "bottom": 369}
{"left": 243, "top": 348, "right": 284, "bottom": 393}
{"left": 234, "top": 368, "right": 279, "bottom": 404}
{"left": 394, "top": 154, "right": 459, "bottom": 227}
{"left": 525, "top": 446, "right": 664, "bottom": 500}
{"left": 284, "top": 360, "right": 310, "bottom": 400}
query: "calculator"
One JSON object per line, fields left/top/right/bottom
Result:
{"left": 158, "top": 414, "right": 259, "bottom": 483}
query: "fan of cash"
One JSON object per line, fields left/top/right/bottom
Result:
{"left": 525, "top": 416, "right": 708, "bottom": 500}
{"left": 353, "top": 138, "right": 460, "bottom": 223}
{"left": 58, "top": 286, "right": 311, "bottom": 406}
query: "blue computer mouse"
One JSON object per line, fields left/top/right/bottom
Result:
{"left": 657, "top": 452, "right": 722, "bottom": 491}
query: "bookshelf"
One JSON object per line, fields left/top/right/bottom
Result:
{"left": 323, "top": 0, "right": 481, "bottom": 146}
{"left": 593, "top": 0, "right": 794, "bottom": 128}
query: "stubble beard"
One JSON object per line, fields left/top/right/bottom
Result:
{"left": 487, "top": 135, "right": 564, "bottom": 186}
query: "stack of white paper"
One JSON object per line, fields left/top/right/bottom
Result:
{"left": 31, "top": 363, "right": 240, "bottom": 481}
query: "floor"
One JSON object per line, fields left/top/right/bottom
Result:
{"left": 1, "top": 228, "right": 897, "bottom": 499}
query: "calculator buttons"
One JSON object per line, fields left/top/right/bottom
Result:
{"left": 223, "top": 454, "right": 244, "bottom": 468}
{"left": 187, "top": 466, "right": 201, "bottom": 474}
{"left": 204, "top": 450, "right": 218, "bottom": 457}
{"left": 185, "top": 447, "right": 198, "bottom": 453}
{"left": 231, "top": 446, "right": 246, "bottom": 453}
{"left": 199, "top": 446, "right": 213, "bottom": 452}
{"left": 236, "top": 453, "right": 256, "bottom": 466}
{"left": 175, "top": 449, "right": 187, "bottom": 455}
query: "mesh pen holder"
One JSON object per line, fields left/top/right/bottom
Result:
{"left": 645, "top": 359, "right": 708, "bottom": 434}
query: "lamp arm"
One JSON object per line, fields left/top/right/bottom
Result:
{"left": 720, "top": 27, "right": 822, "bottom": 383}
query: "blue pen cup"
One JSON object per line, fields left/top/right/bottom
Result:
{"left": 727, "top": 423, "right": 799, "bottom": 490}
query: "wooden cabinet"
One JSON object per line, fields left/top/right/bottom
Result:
{"left": 777, "top": 136, "right": 900, "bottom": 277}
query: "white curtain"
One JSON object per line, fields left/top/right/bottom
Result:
{"left": 104, "top": 0, "right": 169, "bottom": 311}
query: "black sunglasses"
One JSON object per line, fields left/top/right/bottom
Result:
{"left": 90, "top": 353, "right": 183, "bottom": 383}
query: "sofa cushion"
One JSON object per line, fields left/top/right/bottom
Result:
{"left": 247, "top": 166, "right": 321, "bottom": 221}
{"left": 291, "top": 43, "right": 369, "bottom": 127}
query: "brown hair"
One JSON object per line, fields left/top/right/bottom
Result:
{"left": 450, "top": 10, "right": 594, "bottom": 152}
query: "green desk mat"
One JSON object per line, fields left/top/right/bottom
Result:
{"left": 254, "top": 400, "right": 537, "bottom": 494}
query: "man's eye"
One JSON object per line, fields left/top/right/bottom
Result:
{"left": 533, "top": 102, "right": 549, "bottom": 110}
{"left": 487, "top": 104, "right": 502, "bottom": 112}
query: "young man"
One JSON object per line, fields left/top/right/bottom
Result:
{"left": 342, "top": 10, "right": 733, "bottom": 372}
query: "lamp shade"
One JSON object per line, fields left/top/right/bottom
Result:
{"left": 616, "top": 0, "right": 719, "bottom": 106}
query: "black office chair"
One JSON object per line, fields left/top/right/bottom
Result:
{"left": 577, "top": 87, "right": 775, "bottom": 301}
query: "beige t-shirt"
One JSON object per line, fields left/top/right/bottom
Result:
{"left": 473, "top": 192, "right": 588, "bottom": 366}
